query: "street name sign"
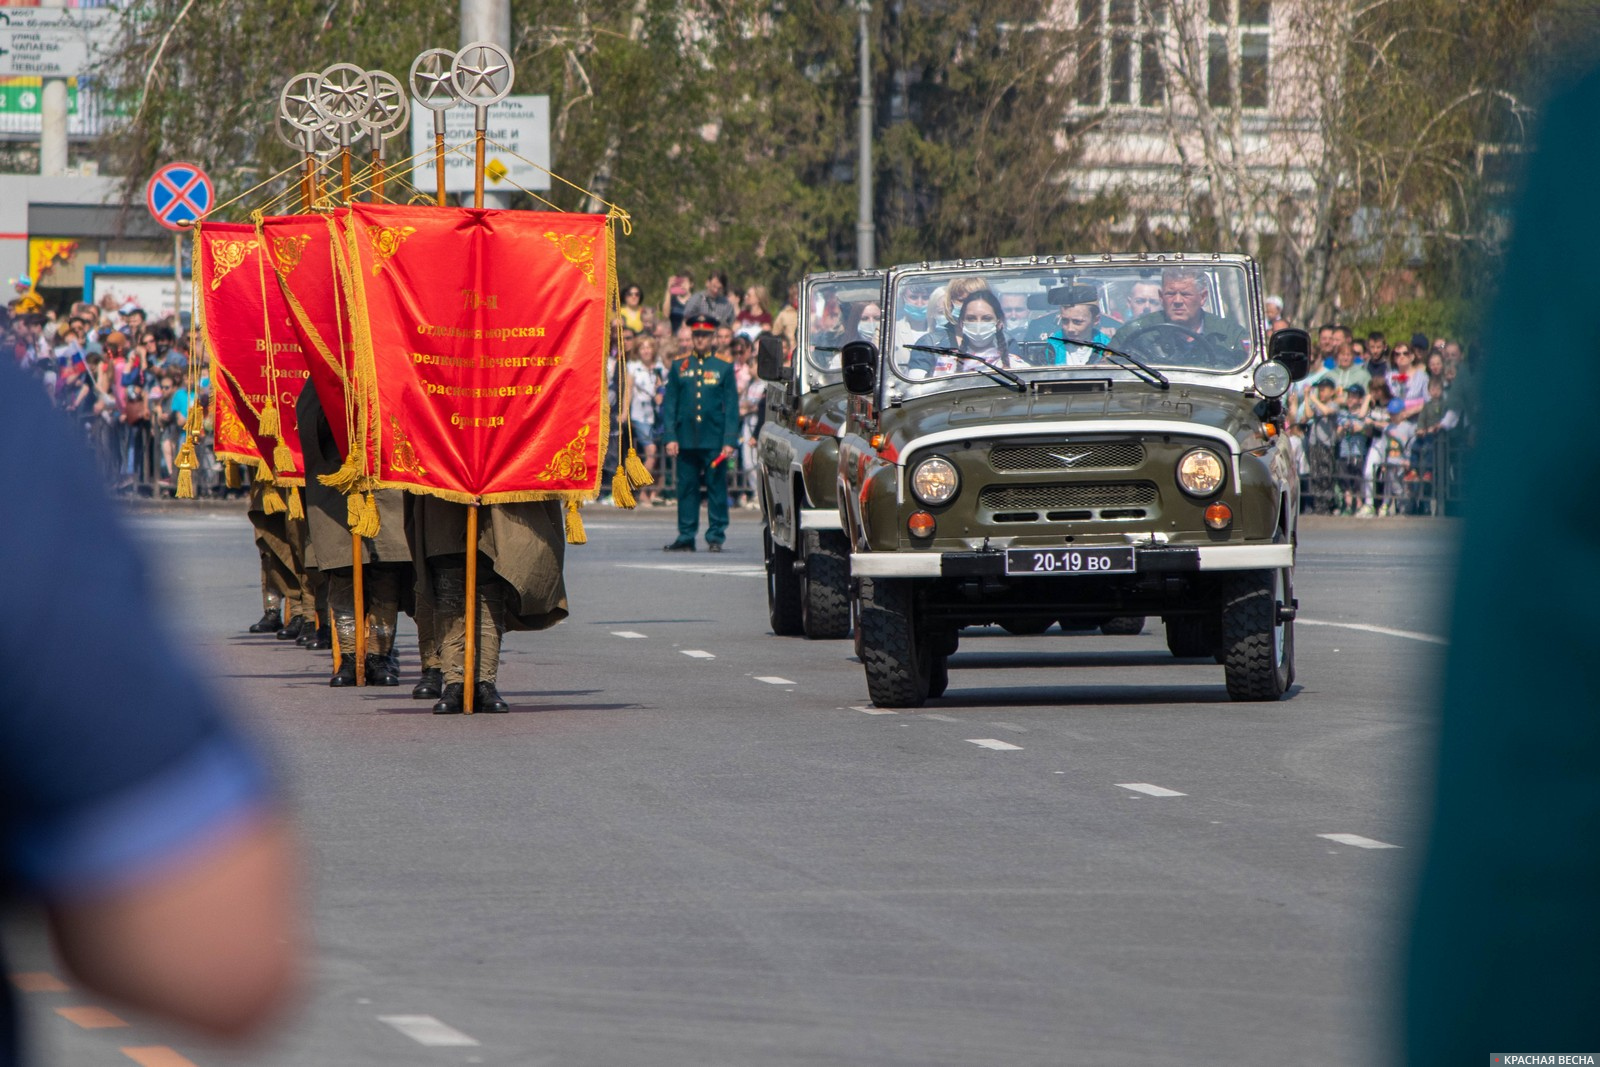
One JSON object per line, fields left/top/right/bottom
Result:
{"left": 0, "top": 8, "right": 116, "bottom": 79}
{"left": 409, "top": 94, "right": 550, "bottom": 194}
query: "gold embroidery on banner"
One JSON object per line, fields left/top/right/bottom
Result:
{"left": 209, "top": 239, "right": 256, "bottom": 290}
{"left": 542, "top": 232, "right": 597, "bottom": 285}
{"left": 271, "top": 234, "right": 311, "bottom": 276}
{"left": 217, "top": 403, "right": 251, "bottom": 451}
{"left": 389, "top": 415, "right": 427, "bottom": 476}
{"left": 538, "top": 424, "right": 590, "bottom": 481}
{"left": 368, "top": 225, "right": 416, "bottom": 275}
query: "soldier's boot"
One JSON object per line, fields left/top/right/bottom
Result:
{"left": 276, "top": 616, "right": 305, "bottom": 641}
{"left": 296, "top": 617, "right": 317, "bottom": 647}
{"left": 432, "top": 682, "right": 464, "bottom": 715}
{"left": 412, "top": 668, "right": 444, "bottom": 700}
{"left": 476, "top": 681, "right": 509, "bottom": 713}
{"left": 248, "top": 609, "right": 282, "bottom": 633}
{"left": 329, "top": 655, "right": 357, "bottom": 687}
{"left": 306, "top": 622, "right": 333, "bottom": 651}
{"left": 365, "top": 653, "right": 400, "bottom": 687}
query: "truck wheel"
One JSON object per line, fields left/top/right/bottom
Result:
{"left": 1100, "top": 616, "right": 1145, "bottom": 636}
{"left": 1164, "top": 617, "right": 1216, "bottom": 658}
{"left": 800, "top": 530, "right": 852, "bottom": 639}
{"left": 1220, "top": 569, "right": 1294, "bottom": 701}
{"left": 1000, "top": 618, "right": 1053, "bottom": 636}
{"left": 860, "top": 578, "right": 930, "bottom": 708}
{"left": 765, "top": 526, "right": 803, "bottom": 636}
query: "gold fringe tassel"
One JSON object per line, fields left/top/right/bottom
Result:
{"left": 319, "top": 456, "right": 363, "bottom": 492}
{"left": 176, "top": 467, "right": 194, "bottom": 499}
{"left": 255, "top": 457, "right": 276, "bottom": 485}
{"left": 352, "top": 491, "right": 381, "bottom": 538}
{"left": 624, "top": 447, "right": 653, "bottom": 488}
{"left": 173, "top": 438, "right": 198, "bottom": 500}
{"left": 565, "top": 500, "right": 587, "bottom": 544}
{"left": 611, "top": 468, "right": 636, "bottom": 509}
{"left": 226, "top": 461, "right": 243, "bottom": 489}
{"left": 258, "top": 403, "right": 281, "bottom": 438}
{"left": 287, "top": 485, "right": 305, "bottom": 520}
{"left": 346, "top": 492, "right": 364, "bottom": 529}
{"left": 273, "top": 438, "right": 294, "bottom": 473}
{"left": 262, "top": 487, "right": 287, "bottom": 514}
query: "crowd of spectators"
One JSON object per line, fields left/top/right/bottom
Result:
{"left": 1271, "top": 305, "right": 1476, "bottom": 516}
{"left": 3, "top": 286, "right": 221, "bottom": 496}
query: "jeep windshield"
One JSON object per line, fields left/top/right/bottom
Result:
{"left": 804, "top": 277, "right": 886, "bottom": 390}
{"left": 887, "top": 262, "right": 1256, "bottom": 387}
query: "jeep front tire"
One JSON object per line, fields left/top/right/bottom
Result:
{"left": 800, "top": 529, "right": 851, "bottom": 639}
{"left": 1220, "top": 569, "right": 1293, "bottom": 701}
{"left": 859, "top": 577, "right": 931, "bottom": 708}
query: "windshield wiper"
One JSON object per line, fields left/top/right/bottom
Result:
{"left": 1046, "top": 336, "right": 1170, "bottom": 390}
{"left": 906, "top": 345, "right": 1027, "bottom": 392}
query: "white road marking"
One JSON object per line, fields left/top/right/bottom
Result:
{"left": 854, "top": 705, "right": 897, "bottom": 715}
{"left": 968, "top": 738, "right": 1023, "bottom": 751}
{"left": 379, "top": 1015, "right": 480, "bottom": 1047}
{"left": 1297, "top": 618, "right": 1447, "bottom": 645}
{"left": 1317, "top": 833, "right": 1401, "bottom": 849}
{"left": 924, "top": 714, "right": 961, "bottom": 723}
{"left": 990, "top": 722, "right": 1028, "bottom": 733}
{"left": 756, "top": 676, "right": 797, "bottom": 686}
{"left": 617, "top": 563, "right": 764, "bottom": 578}
{"left": 681, "top": 649, "right": 716, "bottom": 659}
{"left": 611, "top": 631, "right": 647, "bottom": 639}
{"left": 1117, "top": 782, "right": 1186, "bottom": 797}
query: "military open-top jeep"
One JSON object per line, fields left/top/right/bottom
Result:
{"left": 757, "top": 270, "right": 884, "bottom": 639}
{"left": 834, "top": 254, "right": 1312, "bottom": 706}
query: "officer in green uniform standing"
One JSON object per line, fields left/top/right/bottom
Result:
{"left": 662, "top": 313, "right": 738, "bottom": 552}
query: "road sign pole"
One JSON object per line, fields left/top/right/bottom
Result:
{"left": 173, "top": 230, "right": 183, "bottom": 334}
{"left": 38, "top": 0, "right": 66, "bottom": 177}
{"left": 461, "top": 0, "right": 511, "bottom": 209}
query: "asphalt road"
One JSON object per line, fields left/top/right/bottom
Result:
{"left": 8, "top": 506, "right": 1456, "bottom": 1067}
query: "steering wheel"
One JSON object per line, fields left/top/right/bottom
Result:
{"left": 1114, "top": 321, "right": 1234, "bottom": 368}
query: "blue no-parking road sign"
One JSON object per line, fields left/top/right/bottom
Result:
{"left": 145, "top": 161, "right": 214, "bottom": 231}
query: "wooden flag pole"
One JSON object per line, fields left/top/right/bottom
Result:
{"left": 463, "top": 503, "right": 479, "bottom": 713}
{"left": 473, "top": 124, "right": 486, "bottom": 209}
{"left": 371, "top": 147, "right": 384, "bottom": 200}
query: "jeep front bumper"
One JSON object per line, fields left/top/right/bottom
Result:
{"left": 850, "top": 543, "right": 1292, "bottom": 577}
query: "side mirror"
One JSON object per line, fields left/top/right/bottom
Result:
{"left": 840, "top": 339, "right": 878, "bottom": 396}
{"left": 1268, "top": 327, "right": 1312, "bottom": 382}
{"left": 755, "top": 333, "right": 788, "bottom": 382}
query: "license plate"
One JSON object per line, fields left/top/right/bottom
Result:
{"left": 1004, "top": 546, "right": 1136, "bottom": 575}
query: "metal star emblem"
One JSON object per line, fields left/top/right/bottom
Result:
{"left": 410, "top": 49, "right": 459, "bottom": 110}
{"left": 279, "top": 72, "right": 324, "bottom": 131}
{"left": 452, "top": 42, "right": 514, "bottom": 105}
{"left": 316, "top": 63, "right": 372, "bottom": 123}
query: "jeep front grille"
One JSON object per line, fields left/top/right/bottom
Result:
{"left": 979, "top": 482, "right": 1158, "bottom": 511}
{"left": 990, "top": 441, "right": 1144, "bottom": 472}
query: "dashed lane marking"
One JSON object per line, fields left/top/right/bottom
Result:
{"left": 968, "top": 738, "right": 1023, "bottom": 751}
{"left": 924, "top": 714, "right": 961, "bottom": 723}
{"left": 852, "top": 705, "right": 897, "bottom": 715}
{"left": 1117, "top": 782, "right": 1186, "bottom": 797}
{"left": 681, "top": 649, "right": 716, "bottom": 659}
{"left": 379, "top": 1014, "right": 481, "bottom": 1047}
{"left": 1318, "top": 833, "right": 1401, "bottom": 849}
{"left": 56, "top": 1005, "right": 128, "bottom": 1029}
{"left": 9, "top": 972, "right": 68, "bottom": 992}
{"left": 610, "top": 631, "right": 647, "bottom": 639}
{"left": 756, "top": 676, "right": 797, "bottom": 685}
{"left": 122, "top": 1048, "right": 201, "bottom": 1067}
{"left": 1297, "top": 618, "right": 1447, "bottom": 645}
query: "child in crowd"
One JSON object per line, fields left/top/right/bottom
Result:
{"left": 1334, "top": 382, "right": 1370, "bottom": 515}
{"left": 1356, "top": 380, "right": 1394, "bottom": 517}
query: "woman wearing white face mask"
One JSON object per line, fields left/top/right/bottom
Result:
{"left": 951, "top": 290, "right": 1022, "bottom": 370}
{"left": 845, "top": 300, "right": 883, "bottom": 346}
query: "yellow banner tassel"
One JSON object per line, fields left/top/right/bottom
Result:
{"left": 173, "top": 438, "right": 198, "bottom": 499}
{"left": 273, "top": 438, "right": 294, "bottom": 473}
{"left": 352, "top": 491, "right": 381, "bottom": 538}
{"left": 346, "top": 492, "right": 364, "bottom": 529}
{"left": 565, "top": 500, "right": 587, "bottom": 544}
{"left": 262, "top": 487, "right": 287, "bottom": 514}
{"left": 624, "top": 447, "right": 654, "bottom": 488}
{"left": 318, "top": 452, "right": 363, "bottom": 492}
{"left": 255, "top": 457, "right": 276, "bottom": 485}
{"left": 287, "top": 485, "right": 305, "bottom": 520}
{"left": 258, "top": 403, "right": 281, "bottom": 438}
{"left": 176, "top": 467, "right": 194, "bottom": 499}
{"left": 184, "top": 400, "right": 203, "bottom": 435}
{"left": 226, "top": 461, "right": 243, "bottom": 489}
{"left": 611, "top": 468, "right": 636, "bottom": 509}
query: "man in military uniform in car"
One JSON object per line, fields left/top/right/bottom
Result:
{"left": 1114, "top": 266, "right": 1250, "bottom": 366}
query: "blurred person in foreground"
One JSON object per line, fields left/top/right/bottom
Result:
{"left": 1403, "top": 66, "right": 1600, "bottom": 1063}
{"left": 0, "top": 361, "right": 300, "bottom": 1065}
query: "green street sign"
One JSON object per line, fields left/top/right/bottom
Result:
{"left": 0, "top": 77, "right": 79, "bottom": 115}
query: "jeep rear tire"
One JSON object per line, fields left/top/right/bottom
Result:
{"left": 765, "top": 527, "right": 803, "bottom": 636}
{"left": 860, "top": 578, "right": 930, "bottom": 708}
{"left": 800, "top": 530, "right": 851, "bottom": 639}
{"left": 1220, "top": 569, "right": 1294, "bottom": 701}
{"left": 1100, "top": 616, "right": 1146, "bottom": 636}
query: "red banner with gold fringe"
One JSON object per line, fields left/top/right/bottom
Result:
{"left": 194, "top": 220, "right": 309, "bottom": 485}
{"left": 260, "top": 210, "right": 355, "bottom": 459}
{"left": 338, "top": 203, "right": 612, "bottom": 503}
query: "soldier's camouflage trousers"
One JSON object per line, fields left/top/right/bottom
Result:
{"left": 433, "top": 553, "right": 507, "bottom": 685}
{"left": 260, "top": 551, "right": 286, "bottom": 616}
{"left": 415, "top": 583, "right": 441, "bottom": 672}
{"left": 327, "top": 564, "right": 402, "bottom": 657}
{"left": 285, "top": 514, "right": 318, "bottom": 623}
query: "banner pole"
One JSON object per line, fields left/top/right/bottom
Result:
{"left": 372, "top": 148, "right": 384, "bottom": 201}
{"left": 434, "top": 110, "right": 448, "bottom": 206}
{"left": 464, "top": 503, "right": 479, "bottom": 713}
{"left": 353, "top": 530, "right": 367, "bottom": 685}
{"left": 473, "top": 107, "right": 486, "bottom": 210}
{"left": 341, "top": 146, "right": 353, "bottom": 201}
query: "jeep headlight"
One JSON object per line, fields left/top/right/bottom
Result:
{"left": 910, "top": 455, "right": 960, "bottom": 506}
{"left": 1252, "top": 361, "right": 1291, "bottom": 398}
{"left": 1176, "top": 448, "right": 1226, "bottom": 497}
